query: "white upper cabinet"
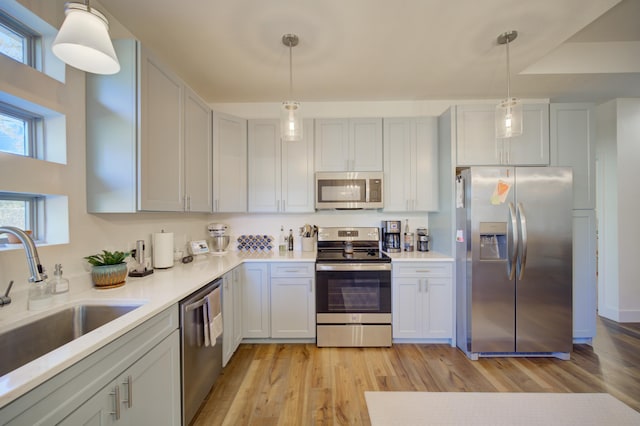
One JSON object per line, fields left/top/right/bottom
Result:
{"left": 212, "top": 112, "right": 247, "bottom": 212}
{"left": 247, "top": 119, "right": 314, "bottom": 213}
{"left": 550, "top": 103, "right": 596, "bottom": 210}
{"left": 315, "top": 118, "right": 383, "bottom": 171}
{"left": 183, "top": 87, "right": 213, "bottom": 212}
{"left": 383, "top": 117, "right": 439, "bottom": 212}
{"left": 139, "top": 47, "right": 185, "bottom": 211}
{"left": 456, "top": 104, "right": 549, "bottom": 166}
{"left": 86, "top": 39, "right": 212, "bottom": 213}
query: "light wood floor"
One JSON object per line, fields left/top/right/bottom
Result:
{"left": 193, "top": 318, "right": 640, "bottom": 425}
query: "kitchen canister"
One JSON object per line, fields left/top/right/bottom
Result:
{"left": 153, "top": 231, "right": 174, "bottom": 268}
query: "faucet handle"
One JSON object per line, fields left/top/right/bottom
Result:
{"left": 0, "top": 280, "right": 14, "bottom": 306}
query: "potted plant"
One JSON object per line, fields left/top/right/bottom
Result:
{"left": 84, "top": 250, "right": 130, "bottom": 289}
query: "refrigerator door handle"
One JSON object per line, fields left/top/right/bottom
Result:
{"left": 517, "top": 202, "right": 528, "bottom": 280}
{"left": 507, "top": 202, "right": 518, "bottom": 280}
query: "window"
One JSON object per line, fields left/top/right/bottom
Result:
{"left": 0, "top": 11, "right": 37, "bottom": 66}
{"left": 0, "top": 102, "right": 40, "bottom": 157}
{"left": 0, "top": 194, "right": 38, "bottom": 238}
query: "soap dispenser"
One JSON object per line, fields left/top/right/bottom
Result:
{"left": 52, "top": 263, "right": 70, "bottom": 300}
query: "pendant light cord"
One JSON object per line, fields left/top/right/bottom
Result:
{"left": 288, "top": 41, "right": 293, "bottom": 99}
{"left": 505, "top": 37, "right": 511, "bottom": 100}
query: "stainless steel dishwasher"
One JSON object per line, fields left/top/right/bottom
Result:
{"left": 180, "top": 278, "right": 223, "bottom": 425}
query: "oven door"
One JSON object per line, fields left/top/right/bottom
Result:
{"left": 315, "top": 263, "right": 392, "bottom": 347}
{"left": 315, "top": 263, "right": 391, "bottom": 319}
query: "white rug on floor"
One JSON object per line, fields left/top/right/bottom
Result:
{"left": 365, "top": 392, "right": 640, "bottom": 425}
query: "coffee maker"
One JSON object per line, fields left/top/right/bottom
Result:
{"left": 381, "top": 220, "right": 401, "bottom": 253}
{"left": 417, "top": 228, "right": 431, "bottom": 252}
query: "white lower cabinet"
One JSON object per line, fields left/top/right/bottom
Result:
{"left": 392, "top": 262, "right": 454, "bottom": 343}
{"left": 270, "top": 263, "right": 315, "bottom": 338}
{"left": 242, "top": 263, "right": 270, "bottom": 338}
{"left": 1, "top": 306, "right": 180, "bottom": 426}
{"left": 573, "top": 209, "right": 597, "bottom": 341}
{"left": 60, "top": 330, "right": 180, "bottom": 425}
{"left": 223, "top": 267, "right": 243, "bottom": 366}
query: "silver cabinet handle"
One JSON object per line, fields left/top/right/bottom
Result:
{"left": 507, "top": 202, "right": 518, "bottom": 280}
{"left": 282, "top": 200, "right": 286, "bottom": 212}
{"left": 124, "top": 375, "right": 133, "bottom": 408}
{"left": 415, "top": 270, "right": 431, "bottom": 273}
{"left": 111, "top": 385, "right": 121, "bottom": 420}
{"left": 517, "top": 202, "right": 528, "bottom": 280}
{"left": 424, "top": 278, "right": 428, "bottom": 293}
{"left": 309, "top": 279, "right": 313, "bottom": 293}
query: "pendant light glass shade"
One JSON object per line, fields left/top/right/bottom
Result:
{"left": 495, "top": 30, "right": 522, "bottom": 138}
{"left": 281, "top": 100, "right": 303, "bottom": 142}
{"left": 281, "top": 34, "right": 302, "bottom": 141}
{"left": 52, "top": 3, "right": 120, "bottom": 75}
{"left": 496, "top": 97, "right": 523, "bottom": 138}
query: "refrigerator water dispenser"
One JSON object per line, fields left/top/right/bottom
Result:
{"left": 479, "top": 222, "right": 507, "bottom": 259}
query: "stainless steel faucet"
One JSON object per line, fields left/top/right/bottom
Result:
{"left": 0, "top": 226, "right": 47, "bottom": 283}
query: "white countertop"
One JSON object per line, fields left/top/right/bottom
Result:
{"left": 385, "top": 251, "right": 454, "bottom": 262}
{"left": 0, "top": 250, "right": 316, "bottom": 408}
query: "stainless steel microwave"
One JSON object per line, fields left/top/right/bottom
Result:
{"left": 315, "top": 171, "right": 384, "bottom": 209}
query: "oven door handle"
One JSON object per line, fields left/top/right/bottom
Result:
{"left": 315, "top": 263, "right": 391, "bottom": 272}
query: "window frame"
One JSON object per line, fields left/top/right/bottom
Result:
{"left": 0, "top": 10, "right": 38, "bottom": 67}
{"left": 0, "top": 193, "right": 40, "bottom": 241}
{"left": 0, "top": 101, "right": 42, "bottom": 158}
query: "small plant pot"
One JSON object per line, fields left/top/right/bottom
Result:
{"left": 91, "top": 263, "right": 128, "bottom": 289}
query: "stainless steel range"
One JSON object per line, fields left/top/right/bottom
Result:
{"left": 315, "top": 227, "right": 392, "bottom": 347}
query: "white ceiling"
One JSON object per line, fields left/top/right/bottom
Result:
{"left": 99, "top": 0, "right": 640, "bottom": 104}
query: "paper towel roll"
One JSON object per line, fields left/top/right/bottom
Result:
{"left": 153, "top": 232, "right": 174, "bottom": 269}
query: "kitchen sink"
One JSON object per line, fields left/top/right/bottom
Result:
{"left": 0, "top": 303, "right": 143, "bottom": 377}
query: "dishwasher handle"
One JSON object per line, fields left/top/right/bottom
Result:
{"left": 183, "top": 279, "right": 222, "bottom": 312}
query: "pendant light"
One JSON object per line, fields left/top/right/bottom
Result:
{"left": 281, "top": 34, "right": 303, "bottom": 142}
{"left": 495, "top": 30, "right": 522, "bottom": 139}
{"left": 52, "top": 1, "right": 120, "bottom": 75}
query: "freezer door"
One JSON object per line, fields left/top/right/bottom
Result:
{"left": 514, "top": 167, "right": 573, "bottom": 353}
{"left": 468, "top": 167, "right": 516, "bottom": 353}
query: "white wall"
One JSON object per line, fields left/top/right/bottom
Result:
{"left": 596, "top": 98, "right": 640, "bottom": 322}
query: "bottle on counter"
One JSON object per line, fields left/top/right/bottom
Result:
{"left": 288, "top": 229, "right": 294, "bottom": 251}
{"left": 279, "top": 226, "right": 287, "bottom": 254}
{"left": 52, "top": 263, "right": 70, "bottom": 299}
{"left": 404, "top": 219, "right": 414, "bottom": 252}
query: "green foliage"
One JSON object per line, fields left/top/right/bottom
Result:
{"left": 84, "top": 250, "right": 130, "bottom": 266}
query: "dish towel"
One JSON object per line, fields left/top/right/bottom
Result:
{"left": 204, "top": 287, "right": 223, "bottom": 347}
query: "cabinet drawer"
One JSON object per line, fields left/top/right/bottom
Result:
{"left": 392, "top": 262, "right": 452, "bottom": 278}
{"left": 270, "top": 262, "right": 315, "bottom": 277}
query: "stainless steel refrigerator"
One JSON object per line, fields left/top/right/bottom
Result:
{"left": 455, "top": 167, "right": 573, "bottom": 360}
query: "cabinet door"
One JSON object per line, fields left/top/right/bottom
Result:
{"left": 242, "top": 263, "right": 270, "bottom": 338}
{"left": 572, "top": 210, "right": 597, "bottom": 340}
{"left": 139, "top": 47, "right": 184, "bottom": 211}
{"left": 248, "top": 120, "right": 281, "bottom": 212}
{"left": 392, "top": 277, "right": 423, "bottom": 339}
{"left": 507, "top": 104, "right": 550, "bottom": 166}
{"left": 184, "top": 87, "right": 212, "bottom": 212}
{"left": 222, "top": 272, "right": 234, "bottom": 366}
{"left": 270, "top": 277, "right": 315, "bottom": 338}
{"left": 350, "top": 118, "right": 383, "bottom": 171}
{"left": 424, "top": 277, "right": 453, "bottom": 338}
{"left": 414, "top": 117, "right": 439, "bottom": 211}
{"left": 550, "top": 103, "right": 595, "bottom": 209}
{"left": 281, "top": 119, "right": 315, "bottom": 213}
{"left": 59, "top": 378, "right": 119, "bottom": 426}
{"left": 61, "top": 332, "right": 180, "bottom": 426}
{"left": 213, "top": 112, "right": 247, "bottom": 212}
{"left": 383, "top": 118, "right": 413, "bottom": 211}
{"left": 314, "top": 118, "right": 350, "bottom": 171}
{"left": 456, "top": 104, "right": 549, "bottom": 166}
{"left": 124, "top": 331, "right": 181, "bottom": 425}
{"left": 456, "top": 105, "right": 501, "bottom": 166}
{"left": 232, "top": 268, "right": 244, "bottom": 350}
